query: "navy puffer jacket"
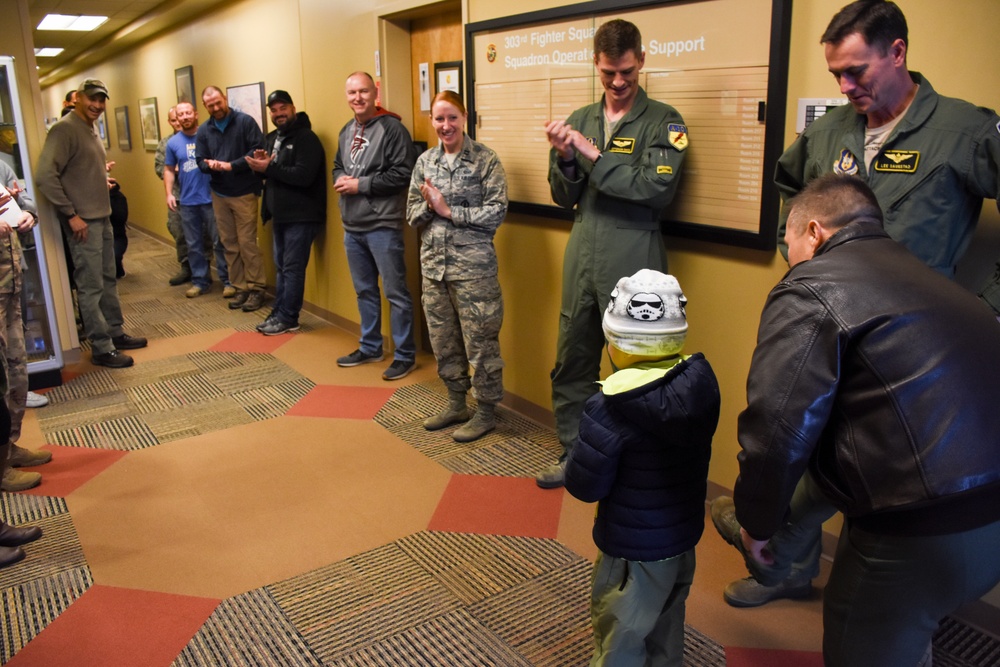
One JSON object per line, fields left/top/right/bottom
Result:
{"left": 565, "top": 353, "right": 720, "bottom": 561}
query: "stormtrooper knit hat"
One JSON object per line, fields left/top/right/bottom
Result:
{"left": 603, "top": 269, "right": 688, "bottom": 356}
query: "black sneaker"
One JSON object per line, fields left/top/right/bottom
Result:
{"left": 228, "top": 291, "right": 250, "bottom": 309}
{"left": 382, "top": 359, "right": 415, "bottom": 381}
{"left": 256, "top": 313, "right": 277, "bottom": 332}
{"left": 92, "top": 350, "right": 134, "bottom": 368}
{"left": 259, "top": 319, "right": 300, "bottom": 336}
{"left": 336, "top": 348, "right": 384, "bottom": 367}
{"left": 112, "top": 334, "right": 148, "bottom": 350}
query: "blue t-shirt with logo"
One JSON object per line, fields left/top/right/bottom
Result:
{"left": 165, "top": 131, "right": 213, "bottom": 206}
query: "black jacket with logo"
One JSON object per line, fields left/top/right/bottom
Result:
{"left": 260, "top": 112, "right": 327, "bottom": 225}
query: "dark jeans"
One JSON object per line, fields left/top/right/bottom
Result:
{"left": 824, "top": 518, "right": 1000, "bottom": 666}
{"left": 179, "top": 204, "right": 228, "bottom": 290}
{"left": 272, "top": 222, "right": 319, "bottom": 325}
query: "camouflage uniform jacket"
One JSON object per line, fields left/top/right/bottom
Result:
{"left": 0, "top": 160, "right": 36, "bottom": 294}
{"left": 407, "top": 134, "right": 508, "bottom": 282}
{"left": 155, "top": 133, "right": 181, "bottom": 198}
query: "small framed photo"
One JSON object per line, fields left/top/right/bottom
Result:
{"left": 115, "top": 106, "right": 131, "bottom": 151}
{"left": 139, "top": 97, "right": 160, "bottom": 150}
{"left": 434, "top": 61, "right": 463, "bottom": 97}
{"left": 96, "top": 112, "right": 110, "bottom": 148}
{"left": 226, "top": 82, "right": 266, "bottom": 133}
{"left": 175, "top": 65, "right": 195, "bottom": 105}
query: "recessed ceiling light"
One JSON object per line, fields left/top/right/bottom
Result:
{"left": 37, "top": 14, "right": 108, "bottom": 31}
{"left": 34, "top": 48, "right": 65, "bottom": 57}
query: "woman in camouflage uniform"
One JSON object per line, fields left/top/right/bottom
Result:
{"left": 406, "top": 91, "right": 508, "bottom": 443}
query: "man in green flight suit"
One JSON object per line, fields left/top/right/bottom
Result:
{"left": 537, "top": 18, "right": 689, "bottom": 489}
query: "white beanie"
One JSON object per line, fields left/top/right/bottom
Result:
{"left": 602, "top": 269, "right": 687, "bottom": 356}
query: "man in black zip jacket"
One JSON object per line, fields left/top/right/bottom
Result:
{"left": 246, "top": 91, "right": 326, "bottom": 335}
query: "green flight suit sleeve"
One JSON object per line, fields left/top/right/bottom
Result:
{"left": 972, "top": 113, "right": 1000, "bottom": 315}
{"left": 773, "top": 133, "right": 813, "bottom": 261}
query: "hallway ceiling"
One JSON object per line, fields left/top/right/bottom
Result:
{"left": 29, "top": 0, "right": 232, "bottom": 87}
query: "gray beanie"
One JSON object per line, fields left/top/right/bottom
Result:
{"left": 603, "top": 269, "right": 687, "bottom": 356}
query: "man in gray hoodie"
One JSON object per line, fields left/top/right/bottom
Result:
{"left": 333, "top": 72, "right": 418, "bottom": 381}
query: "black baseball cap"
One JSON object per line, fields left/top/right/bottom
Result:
{"left": 267, "top": 90, "right": 293, "bottom": 106}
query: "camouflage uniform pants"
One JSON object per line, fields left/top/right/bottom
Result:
{"left": 166, "top": 203, "right": 189, "bottom": 269}
{"left": 421, "top": 275, "right": 504, "bottom": 404}
{"left": 0, "top": 287, "right": 27, "bottom": 456}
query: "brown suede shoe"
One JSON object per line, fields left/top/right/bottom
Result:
{"left": 8, "top": 444, "right": 52, "bottom": 468}
{"left": 1, "top": 468, "right": 41, "bottom": 492}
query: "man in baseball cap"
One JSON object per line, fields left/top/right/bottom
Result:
{"left": 77, "top": 79, "right": 109, "bottom": 99}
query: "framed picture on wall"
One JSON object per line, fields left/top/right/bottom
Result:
{"left": 96, "top": 112, "right": 110, "bottom": 148}
{"left": 226, "top": 82, "right": 266, "bottom": 133}
{"left": 139, "top": 97, "right": 160, "bottom": 150}
{"left": 434, "top": 61, "right": 463, "bottom": 98}
{"left": 115, "top": 106, "right": 131, "bottom": 151}
{"left": 175, "top": 65, "right": 195, "bottom": 105}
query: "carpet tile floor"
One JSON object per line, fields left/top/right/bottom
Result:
{"left": 1, "top": 231, "right": 997, "bottom": 665}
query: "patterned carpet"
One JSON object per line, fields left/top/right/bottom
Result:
{"left": 2, "top": 231, "right": 998, "bottom": 665}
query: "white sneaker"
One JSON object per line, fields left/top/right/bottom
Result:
{"left": 25, "top": 391, "right": 49, "bottom": 408}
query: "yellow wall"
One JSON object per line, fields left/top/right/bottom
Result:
{"left": 36, "top": 0, "right": 1000, "bottom": 503}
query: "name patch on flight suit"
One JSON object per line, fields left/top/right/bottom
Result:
{"left": 667, "top": 124, "right": 688, "bottom": 151}
{"left": 833, "top": 149, "right": 860, "bottom": 176}
{"left": 608, "top": 137, "right": 636, "bottom": 154}
{"left": 657, "top": 166, "right": 673, "bottom": 174}
{"left": 873, "top": 150, "right": 920, "bottom": 173}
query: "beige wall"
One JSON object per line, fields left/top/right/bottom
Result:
{"left": 34, "top": 0, "right": 1000, "bottom": 512}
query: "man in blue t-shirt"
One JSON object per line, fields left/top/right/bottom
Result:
{"left": 164, "top": 101, "right": 229, "bottom": 297}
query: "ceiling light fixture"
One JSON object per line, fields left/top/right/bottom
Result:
{"left": 37, "top": 14, "right": 109, "bottom": 31}
{"left": 34, "top": 48, "right": 65, "bottom": 57}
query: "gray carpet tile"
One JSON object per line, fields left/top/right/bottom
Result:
{"left": 173, "top": 588, "right": 322, "bottom": 667}
{"left": 327, "top": 608, "right": 531, "bottom": 667}
{"left": 0, "top": 566, "right": 93, "bottom": 663}
{"left": 268, "top": 542, "right": 464, "bottom": 662}
{"left": 47, "top": 414, "right": 161, "bottom": 451}
{"left": 467, "top": 558, "right": 593, "bottom": 666}
{"left": 376, "top": 381, "right": 562, "bottom": 477}
{"left": 397, "top": 532, "right": 580, "bottom": 606}
{"left": 934, "top": 616, "right": 1000, "bottom": 666}
{"left": 0, "top": 494, "right": 68, "bottom": 526}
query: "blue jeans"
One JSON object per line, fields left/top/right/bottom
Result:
{"left": 272, "top": 222, "right": 319, "bottom": 325}
{"left": 179, "top": 203, "right": 228, "bottom": 289}
{"left": 344, "top": 228, "right": 415, "bottom": 362}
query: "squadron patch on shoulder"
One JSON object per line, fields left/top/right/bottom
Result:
{"left": 608, "top": 137, "right": 636, "bottom": 154}
{"left": 873, "top": 150, "right": 919, "bottom": 173}
{"left": 833, "top": 149, "right": 859, "bottom": 175}
{"left": 667, "top": 124, "right": 689, "bottom": 151}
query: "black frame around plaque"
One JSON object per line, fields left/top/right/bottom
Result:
{"left": 465, "top": 0, "right": 793, "bottom": 250}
